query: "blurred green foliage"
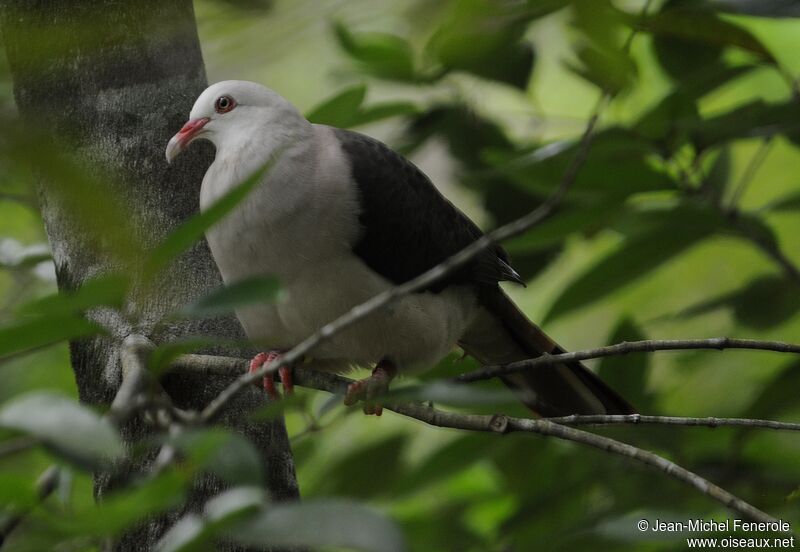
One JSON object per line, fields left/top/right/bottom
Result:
{"left": 2, "top": 0, "right": 800, "bottom": 550}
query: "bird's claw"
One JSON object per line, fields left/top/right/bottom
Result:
{"left": 249, "top": 351, "right": 293, "bottom": 400}
{"left": 343, "top": 360, "right": 396, "bottom": 416}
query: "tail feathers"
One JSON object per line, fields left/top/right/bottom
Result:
{"left": 459, "top": 288, "right": 635, "bottom": 417}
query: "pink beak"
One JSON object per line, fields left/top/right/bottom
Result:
{"left": 165, "top": 117, "right": 209, "bottom": 163}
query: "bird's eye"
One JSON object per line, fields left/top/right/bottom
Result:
{"left": 214, "top": 95, "right": 236, "bottom": 114}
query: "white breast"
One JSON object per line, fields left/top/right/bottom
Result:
{"left": 203, "top": 125, "right": 478, "bottom": 373}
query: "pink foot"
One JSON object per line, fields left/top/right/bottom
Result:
{"left": 249, "top": 351, "right": 292, "bottom": 400}
{"left": 344, "top": 359, "right": 397, "bottom": 416}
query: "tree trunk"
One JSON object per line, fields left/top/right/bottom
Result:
{"left": 0, "top": 0, "right": 299, "bottom": 549}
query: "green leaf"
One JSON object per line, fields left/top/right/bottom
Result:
{"left": 0, "top": 274, "right": 127, "bottom": 358}
{"left": 306, "top": 84, "right": 367, "bottom": 126}
{"left": 568, "top": 0, "right": 637, "bottom": 94}
{"left": 306, "top": 84, "right": 418, "bottom": 128}
{"left": 700, "top": 147, "right": 731, "bottom": 203}
{"left": 144, "top": 160, "right": 275, "bottom": 279}
{"left": 0, "top": 392, "right": 122, "bottom": 468}
{"left": 705, "top": 0, "right": 800, "bottom": 17}
{"left": 0, "top": 313, "right": 102, "bottom": 359}
{"left": 333, "top": 22, "right": 417, "bottom": 81}
{"left": 18, "top": 273, "right": 128, "bottom": 317}
{"left": 567, "top": 42, "right": 637, "bottom": 95}
{"left": 505, "top": 202, "right": 623, "bottom": 254}
{"left": 483, "top": 129, "right": 675, "bottom": 200}
{"left": 543, "top": 205, "right": 720, "bottom": 322}
{"left": 46, "top": 470, "right": 188, "bottom": 538}
{"left": 229, "top": 499, "right": 406, "bottom": 552}
{"left": 765, "top": 191, "right": 800, "bottom": 212}
{"left": 425, "top": 0, "right": 566, "bottom": 88}
{"left": 181, "top": 276, "right": 280, "bottom": 318}
{"left": 638, "top": 8, "right": 777, "bottom": 63}
{"left": 688, "top": 99, "right": 800, "bottom": 150}
{"left": 675, "top": 274, "right": 800, "bottom": 329}
{"left": 354, "top": 101, "right": 419, "bottom": 127}
{"left": 634, "top": 65, "right": 756, "bottom": 146}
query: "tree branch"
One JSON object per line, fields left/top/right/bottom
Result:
{"left": 543, "top": 414, "right": 800, "bottom": 431}
{"left": 170, "top": 353, "right": 784, "bottom": 524}
{"left": 455, "top": 337, "right": 800, "bottom": 383}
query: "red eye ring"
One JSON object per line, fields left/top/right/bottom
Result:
{"left": 214, "top": 95, "right": 236, "bottom": 114}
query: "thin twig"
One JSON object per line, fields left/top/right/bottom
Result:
{"left": 171, "top": 353, "right": 781, "bottom": 523}
{"left": 544, "top": 414, "right": 800, "bottom": 431}
{"left": 456, "top": 337, "right": 800, "bottom": 383}
{"left": 728, "top": 137, "right": 773, "bottom": 209}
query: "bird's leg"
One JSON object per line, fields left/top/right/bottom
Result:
{"left": 343, "top": 358, "right": 397, "bottom": 416}
{"left": 248, "top": 350, "right": 294, "bottom": 400}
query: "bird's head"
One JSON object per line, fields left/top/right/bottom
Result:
{"left": 165, "top": 80, "right": 304, "bottom": 163}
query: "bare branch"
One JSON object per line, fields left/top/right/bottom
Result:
{"left": 544, "top": 414, "right": 800, "bottom": 431}
{"left": 455, "top": 337, "right": 800, "bottom": 383}
{"left": 171, "top": 353, "right": 782, "bottom": 524}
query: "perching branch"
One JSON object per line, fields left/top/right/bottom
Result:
{"left": 455, "top": 337, "right": 800, "bottom": 383}
{"left": 170, "top": 353, "right": 784, "bottom": 524}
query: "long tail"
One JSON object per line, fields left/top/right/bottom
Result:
{"left": 458, "top": 287, "right": 635, "bottom": 416}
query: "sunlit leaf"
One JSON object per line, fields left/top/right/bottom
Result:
{"left": 544, "top": 205, "right": 721, "bottom": 322}
{"left": 229, "top": 499, "right": 406, "bottom": 552}
{"left": 0, "top": 392, "right": 122, "bottom": 468}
